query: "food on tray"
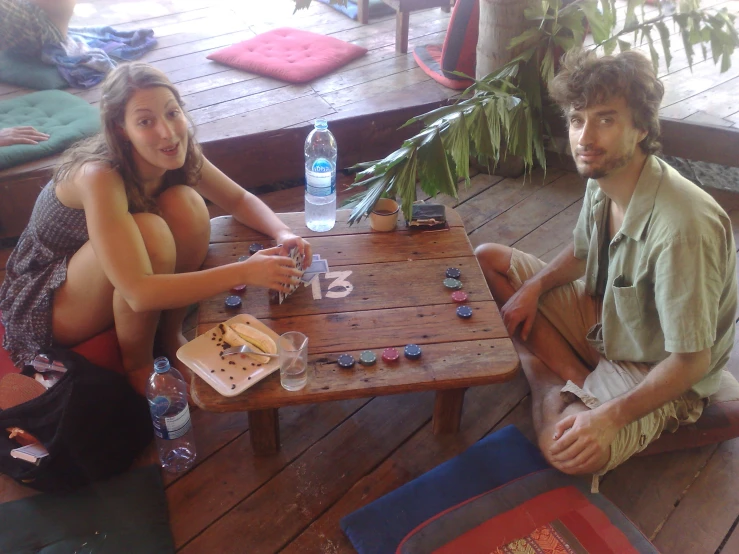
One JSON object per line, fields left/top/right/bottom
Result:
{"left": 218, "top": 322, "right": 277, "bottom": 364}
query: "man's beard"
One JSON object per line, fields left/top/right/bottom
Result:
{"left": 575, "top": 149, "right": 633, "bottom": 180}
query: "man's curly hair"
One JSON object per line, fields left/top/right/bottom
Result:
{"left": 548, "top": 49, "right": 665, "bottom": 155}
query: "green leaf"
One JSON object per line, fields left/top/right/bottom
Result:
{"left": 655, "top": 21, "right": 672, "bottom": 70}
{"left": 618, "top": 39, "right": 631, "bottom": 52}
{"left": 579, "top": 0, "right": 611, "bottom": 44}
{"left": 645, "top": 29, "right": 660, "bottom": 73}
{"left": 624, "top": 0, "right": 640, "bottom": 31}
{"left": 417, "top": 129, "right": 457, "bottom": 199}
{"left": 508, "top": 27, "right": 546, "bottom": 50}
{"left": 681, "top": 28, "right": 695, "bottom": 69}
{"left": 467, "top": 103, "right": 496, "bottom": 160}
{"left": 603, "top": 37, "right": 617, "bottom": 55}
{"left": 540, "top": 44, "right": 556, "bottom": 84}
{"left": 440, "top": 113, "right": 470, "bottom": 187}
{"left": 394, "top": 151, "right": 419, "bottom": 222}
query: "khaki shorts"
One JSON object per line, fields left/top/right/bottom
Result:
{"left": 508, "top": 248, "right": 705, "bottom": 474}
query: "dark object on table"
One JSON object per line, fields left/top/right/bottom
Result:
{"left": 407, "top": 204, "right": 447, "bottom": 230}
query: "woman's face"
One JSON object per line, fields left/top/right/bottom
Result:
{"left": 120, "top": 86, "right": 189, "bottom": 184}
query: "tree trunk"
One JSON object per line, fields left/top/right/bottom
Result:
{"left": 476, "top": 0, "right": 529, "bottom": 79}
{"left": 476, "top": 0, "right": 529, "bottom": 176}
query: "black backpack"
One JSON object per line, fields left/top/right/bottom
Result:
{"left": 0, "top": 348, "right": 153, "bottom": 493}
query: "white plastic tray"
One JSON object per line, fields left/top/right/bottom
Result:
{"left": 176, "top": 314, "right": 280, "bottom": 397}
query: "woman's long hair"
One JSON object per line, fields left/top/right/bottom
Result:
{"left": 54, "top": 62, "right": 203, "bottom": 213}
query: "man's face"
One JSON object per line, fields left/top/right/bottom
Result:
{"left": 568, "top": 96, "right": 648, "bottom": 180}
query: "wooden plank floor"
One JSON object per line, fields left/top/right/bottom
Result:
{"left": 2, "top": 169, "right": 739, "bottom": 553}
{"left": 0, "top": 0, "right": 737, "bottom": 183}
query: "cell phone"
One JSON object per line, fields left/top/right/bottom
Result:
{"left": 10, "top": 443, "right": 49, "bottom": 465}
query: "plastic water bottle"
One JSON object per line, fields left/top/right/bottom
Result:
{"left": 304, "top": 118, "right": 337, "bottom": 232}
{"left": 146, "top": 357, "right": 197, "bottom": 474}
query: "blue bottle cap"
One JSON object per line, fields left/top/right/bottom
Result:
{"left": 446, "top": 267, "right": 461, "bottom": 279}
{"left": 249, "top": 243, "right": 265, "bottom": 255}
{"left": 154, "top": 357, "right": 171, "bottom": 374}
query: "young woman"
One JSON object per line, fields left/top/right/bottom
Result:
{"left": 0, "top": 62, "right": 310, "bottom": 394}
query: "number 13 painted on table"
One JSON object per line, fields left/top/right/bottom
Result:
{"left": 305, "top": 271, "right": 353, "bottom": 300}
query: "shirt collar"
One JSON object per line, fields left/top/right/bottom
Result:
{"left": 589, "top": 155, "right": 663, "bottom": 242}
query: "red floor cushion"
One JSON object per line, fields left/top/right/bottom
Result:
{"left": 206, "top": 27, "right": 367, "bottom": 84}
{"left": 0, "top": 312, "right": 123, "bottom": 377}
{"left": 639, "top": 370, "right": 739, "bottom": 456}
{"left": 413, "top": 0, "right": 479, "bottom": 90}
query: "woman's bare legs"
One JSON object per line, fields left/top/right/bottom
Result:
{"left": 155, "top": 185, "right": 210, "bottom": 382}
{"left": 53, "top": 212, "right": 177, "bottom": 393}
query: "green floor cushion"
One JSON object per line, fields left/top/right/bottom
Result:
{"left": 0, "top": 90, "right": 99, "bottom": 170}
{"left": 0, "top": 52, "right": 69, "bottom": 90}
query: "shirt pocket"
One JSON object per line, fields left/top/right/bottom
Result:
{"left": 611, "top": 274, "right": 643, "bottom": 327}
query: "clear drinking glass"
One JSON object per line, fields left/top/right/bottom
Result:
{"left": 279, "top": 332, "right": 309, "bottom": 391}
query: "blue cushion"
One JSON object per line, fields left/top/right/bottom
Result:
{"left": 0, "top": 90, "right": 99, "bottom": 170}
{"left": 340, "top": 425, "right": 549, "bottom": 554}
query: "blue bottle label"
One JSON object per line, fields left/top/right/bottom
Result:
{"left": 306, "top": 158, "right": 335, "bottom": 197}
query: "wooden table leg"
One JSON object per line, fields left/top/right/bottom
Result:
{"left": 357, "top": 0, "right": 369, "bottom": 24}
{"left": 395, "top": 10, "right": 410, "bottom": 53}
{"left": 433, "top": 388, "right": 467, "bottom": 434}
{"left": 249, "top": 408, "right": 280, "bottom": 455}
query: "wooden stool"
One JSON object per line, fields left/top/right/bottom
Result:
{"left": 383, "top": 0, "right": 453, "bottom": 53}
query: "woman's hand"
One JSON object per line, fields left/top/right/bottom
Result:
{"left": 240, "top": 246, "right": 303, "bottom": 292}
{"left": 275, "top": 231, "right": 313, "bottom": 269}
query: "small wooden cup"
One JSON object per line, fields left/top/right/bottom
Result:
{"left": 369, "top": 198, "right": 400, "bottom": 232}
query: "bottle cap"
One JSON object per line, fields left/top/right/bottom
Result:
{"left": 359, "top": 350, "right": 377, "bottom": 366}
{"left": 443, "top": 278, "right": 463, "bottom": 290}
{"left": 154, "top": 357, "right": 170, "bottom": 374}
{"left": 445, "top": 267, "right": 461, "bottom": 279}
{"left": 382, "top": 348, "right": 400, "bottom": 362}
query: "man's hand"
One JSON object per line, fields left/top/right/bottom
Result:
{"left": 549, "top": 406, "right": 620, "bottom": 473}
{"left": 500, "top": 281, "right": 542, "bottom": 341}
{"left": 0, "top": 127, "right": 50, "bottom": 147}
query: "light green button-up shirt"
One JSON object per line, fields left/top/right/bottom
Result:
{"left": 573, "top": 156, "right": 737, "bottom": 398}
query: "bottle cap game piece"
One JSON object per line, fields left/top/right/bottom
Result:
{"left": 451, "top": 291, "right": 468, "bottom": 303}
{"left": 445, "top": 267, "right": 461, "bottom": 279}
{"left": 382, "top": 348, "right": 400, "bottom": 362}
{"left": 456, "top": 306, "right": 473, "bottom": 319}
{"left": 443, "top": 278, "right": 463, "bottom": 290}
{"left": 249, "top": 243, "right": 265, "bottom": 255}
{"left": 237, "top": 255, "right": 249, "bottom": 263}
{"left": 404, "top": 344, "right": 422, "bottom": 360}
{"left": 359, "top": 351, "right": 377, "bottom": 366}
{"left": 224, "top": 295, "right": 242, "bottom": 308}
{"left": 337, "top": 354, "right": 355, "bottom": 369}
{"left": 231, "top": 284, "right": 247, "bottom": 293}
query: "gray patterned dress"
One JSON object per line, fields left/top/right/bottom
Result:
{"left": 0, "top": 181, "right": 88, "bottom": 367}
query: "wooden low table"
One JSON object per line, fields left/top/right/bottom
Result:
{"left": 192, "top": 208, "right": 519, "bottom": 455}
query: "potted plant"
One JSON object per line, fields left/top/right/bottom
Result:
{"left": 295, "top": 0, "right": 738, "bottom": 224}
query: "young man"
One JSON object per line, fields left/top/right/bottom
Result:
{"left": 475, "top": 49, "right": 737, "bottom": 483}
{"left": 0, "top": 0, "right": 76, "bottom": 57}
